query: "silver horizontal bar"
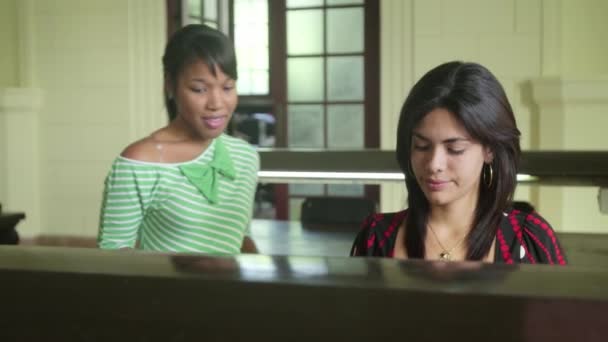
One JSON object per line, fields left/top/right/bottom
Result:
{"left": 257, "top": 149, "right": 608, "bottom": 186}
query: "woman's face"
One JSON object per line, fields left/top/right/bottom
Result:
{"left": 170, "top": 59, "right": 237, "bottom": 141}
{"left": 410, "top": 108, "right": 493, "bottom": 208}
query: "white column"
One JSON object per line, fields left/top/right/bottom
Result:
{"left": 531, "top": 77, "right": 608, "bottom": 232}
{"left": 127, "top": 0, "right": 167, "bottom": 141}
{"left": 530, "top": 78, "right": 566, "bottom": 230}
{"left": 16, "top": 0, "right": 37, "bottom": 88}
{"left": 527, "top": 0, "right": 564, "bottom": 229}
{"left": 0, "top": 88, "right": 43, "bottom": 238}
{"left": 540, "top": 0, "right": 562, "bottom": 77}
{"left": 379, "top": 0, "right": 414, "bottom": 212}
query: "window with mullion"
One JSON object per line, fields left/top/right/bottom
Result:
{"left": 183, "top": 0, "right": 220, "bottom": 28}
{"left": 285, "top": 1, "right": 373, "bottom": 219}
{"left": 167, "top": 0, "right": 379, "bottom": 220}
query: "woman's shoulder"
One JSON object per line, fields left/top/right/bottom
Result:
{"left": 350, "top": 210, "right": 407, "bottom": 257}
{"left": 120, "top": 137, "right": 158, "bottom": 162}
{"left": 503, "top": 207, "right": 555, "bottom": 237}
{"left": 220, "top": 134, "right": 257, "bottom": 153}
{"left": 361, "top": 210, "right": 408, "bottom": 232}
{"left": 219, "top": 134, "right": 259, "bottom": 161}
{"left": 500, "top": 207, "right": 567, "bottom": 265}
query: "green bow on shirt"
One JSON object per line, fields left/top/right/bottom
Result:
{"left": 179, "top": 139, "right": 236, "bottom": 204}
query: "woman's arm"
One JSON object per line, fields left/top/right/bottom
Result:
{"left": 239, "top": 143, "right": 261, "bottom": 254}
{"left": 97, "top": 160, "right": 145, "bottom": 249}
{"left": 241, "top": 236, "right": 258, "bottom": 253}
{"left": 519, "top": 210, "right": 568, "bottom": 265}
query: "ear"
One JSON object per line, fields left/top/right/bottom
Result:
{"left": 483, "top": 146, "right": 494, "bottom": 164}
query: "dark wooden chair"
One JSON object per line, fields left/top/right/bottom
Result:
{"left": 0, "top": 211, "right": 25, "bottom": 245}
{"left": 300, "top": 196, "right": 376, "bottom": 229}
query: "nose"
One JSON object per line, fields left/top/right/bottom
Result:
{"left": 426, "top": 147, "right": 446, "bottom": 173}
{"left": 206, "top": 88, "right": 221, "bottom": 110}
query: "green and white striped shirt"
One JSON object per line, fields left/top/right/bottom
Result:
{"left": 98, "top": 134, "right": 259, "bottom": 254}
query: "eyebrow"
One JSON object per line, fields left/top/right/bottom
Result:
{"left": 190, "top": 78, "right": 235, "bottom": 84}
{"left": 413, "top": 132, "right": 470, "bottom": 144}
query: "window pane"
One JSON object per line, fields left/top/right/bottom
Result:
{"left": 327, "top": 56, "right": 364, "bottom": 101}
{"left": 327, "top": 8, "right": 364, "bottom": 53}
{"left": 327, "top": 184, "right": 365, "bottom": 197}
{"left": 289, "top": 184, "right": 324, "bottom": 196}
{"left": 187, "top": 0, "right": 202, "bottom": 17}
{"left": 234, "top": 0, "right": 269, "bottom": 95}
{"left": 237, "top": 71, "right": 252, "bottom": 94}
{"left": 251, "top": 45, "right": 268, "bottom": 69}
{"left": 187, "top": 17, "right": 203, "bottom": 25}
{"left": 287, "top": 10, "right": 323, "bottom": 55}
{"left": 287, "top": 105, "right": 324, "bottom": 147}
{"left": 251, "top": 69, "right": 269, "bottom": 94}
{"left": 288, "top": 57, "right": 324, "bottom": 101}
{"left": 327, "top": 104, "right": 364, "bottom": 148}
{"left": 203, "top": 0, "right": 218, "bottom": 21}
{"left": 327, "top": 0, "right": 364, "bottom": 5}
{"left": 287, "top": 0, "right": 324, "bottom": 8}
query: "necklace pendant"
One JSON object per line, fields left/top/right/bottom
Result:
{"left": 439, "top": 252, "right": 451, "bottom": 261}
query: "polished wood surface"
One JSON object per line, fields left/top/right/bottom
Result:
{"left": 250, "top": 219, "right": 355, "bottom": 257}
{"left": 251, "top": 219, "right": 608, "bottom": 267}
{"left": 18, "top": 218, "right": 608, "bottom": 266}
{"left": 0, "top": 245, "right": 607, "bottom": 341}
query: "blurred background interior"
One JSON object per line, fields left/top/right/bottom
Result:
{"left": 1, "top": 0, "right": 608, "bottom": 264}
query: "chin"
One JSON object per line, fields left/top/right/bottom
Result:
{"left": 197, "top": 128, "right": 225, "bottom": 141}
{"left": 424, "top": 192, "right": 454, "bottom": 207}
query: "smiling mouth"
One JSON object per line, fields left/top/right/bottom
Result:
{"left": 201, "top": 115, "right": 227, "bottom": 129}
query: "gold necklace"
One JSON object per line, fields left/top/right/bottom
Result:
{"left": 428, "top": 224, "right": 466, "bottom": 261}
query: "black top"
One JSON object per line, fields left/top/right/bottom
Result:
{"left": 351, "top": 208, "right": 567, "bottom": 264}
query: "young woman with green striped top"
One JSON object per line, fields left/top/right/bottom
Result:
{"left": 98, "top": 24, "right": 259, "bottom": 254}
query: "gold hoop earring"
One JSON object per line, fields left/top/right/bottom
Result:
{"left": 483, "top": 163, "right": 493, "bottom": 188}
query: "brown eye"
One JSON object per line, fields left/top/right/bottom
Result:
{"left": 413, "top": 145, "right": 430, "bottom": 151}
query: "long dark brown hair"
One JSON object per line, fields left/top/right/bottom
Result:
{"left": 396, "top": 61, "right": 521, "bottom": 260}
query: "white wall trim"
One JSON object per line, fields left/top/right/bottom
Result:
{"left": 540, "top": 0, "right": 562, "bottom": 77}
{"left": 0, "top": 87, "right": 43, "bottom": 238}
{"left": 16, "top": 0, "right": 37, "bottom": 87}
{"left": 531, "top": 77, "right": 608, "bottom": 105}
{"left": 127, "top": 0, "right": 167, "bottom": 141}
{"left": 0, "top": 87, "right": 43, "bottom": 114}
{"left": 379, "top": 0, "right": 414, "bottom": 212}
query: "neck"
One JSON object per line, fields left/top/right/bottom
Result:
{"left": 162, "top": 117, "right": 210, "bottom": 144}
{"left": 428, "top": 189, "right": 479, "bottom": 236}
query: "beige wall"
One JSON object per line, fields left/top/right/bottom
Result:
{"left": 380, "top": 0, "right": 543, "bottom": 213}
{"left": 0, "top": 0, "right": 18, "bottom": 203}
{"left": 2, "top": 0, "right": 607, "bottom": 238}
{"left": 1, "top": 0, "right": 165, "bottom": 238}
{"left": 35, "top": 0, "right": 130, "bottom": 235}
{"left": 562, "top": 0, "right": 608, "bottom": 76}
{"left": 0, "top": 0, "right": 18, "bottom": 88}
{"left": 380, "top": 0, "right": 608, "bottom": 233}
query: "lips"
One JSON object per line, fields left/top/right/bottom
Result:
{"left": 425, "top": 179, "right": 450, "bottom": 191}
{"left": 201, "top": 115, "right": 227, "bottom": 130}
